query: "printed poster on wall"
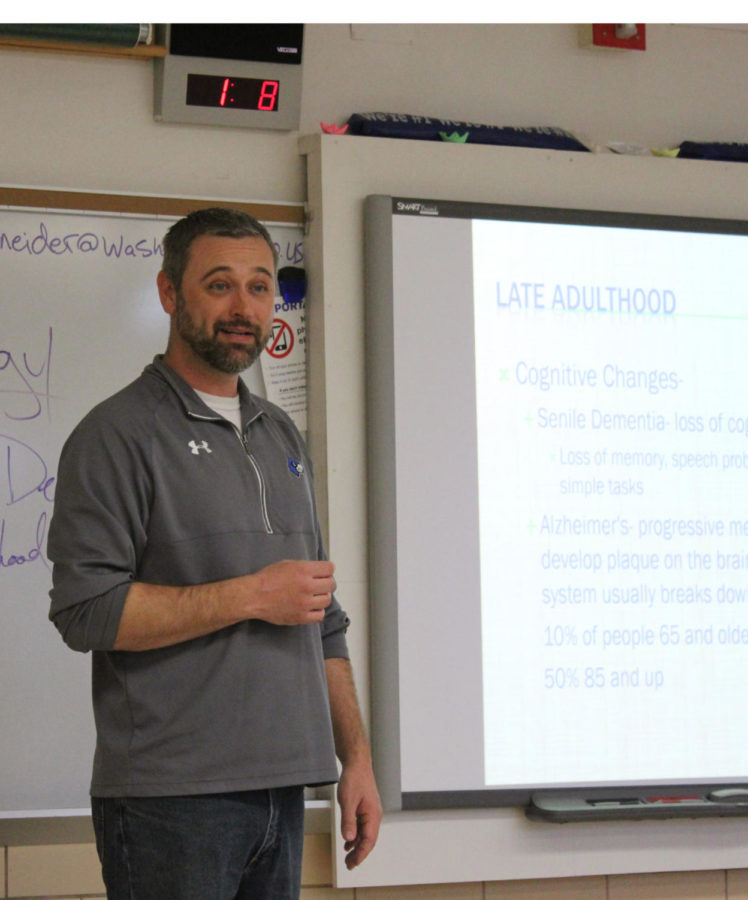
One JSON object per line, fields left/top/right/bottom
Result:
{"left": 259, "top": 257, "right": 307, "bottom": 434}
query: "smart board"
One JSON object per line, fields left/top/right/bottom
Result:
{"left": 365, "top": 193, "right": 748, "bottom": 812}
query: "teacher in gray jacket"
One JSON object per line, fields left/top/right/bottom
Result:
{"left": 48, "top": 206, "right": 381, "bottom": 900}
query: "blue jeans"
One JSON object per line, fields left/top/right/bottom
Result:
{"left": 92, "top": 787, "right": 305, "bottom": 900}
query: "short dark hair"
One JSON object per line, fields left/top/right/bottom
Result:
{"left": 161, "top": 207, "right": 278, "bottom": 290}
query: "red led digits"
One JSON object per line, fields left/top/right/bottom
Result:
{"left": 219, "top": 78, "right": 230, "bottom": 107}
{"left": 258, "top": 80, "right": 279, "bottom": 111}
{"left": 185, "top": 74, "right": 280, "bottom": 112}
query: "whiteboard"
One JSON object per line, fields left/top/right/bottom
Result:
{"left": 0, "top": 198, "right": 304, "bottom": 815}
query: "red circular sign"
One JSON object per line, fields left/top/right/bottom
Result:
{"left": 266, "top": 318, "right": 294, "bottom": 359}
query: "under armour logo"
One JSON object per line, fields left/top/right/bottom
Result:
{"left": 188, "top": 440, "right": 212, "bottom": 455}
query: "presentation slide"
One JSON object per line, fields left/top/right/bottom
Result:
{"left": 366, "top": 195, "right": 748, "bottom": 809}
{"left": 471, "top": 218, "right": 748, "bottom": 788}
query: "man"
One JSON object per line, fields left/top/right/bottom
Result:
{"left": 48, "top": 207, "right": 381, "bottom": 899}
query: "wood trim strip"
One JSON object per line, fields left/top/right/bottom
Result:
{"left": 0, "top": 187, "right": 305, "bottom": 226}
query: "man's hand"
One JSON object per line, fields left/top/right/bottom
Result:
{"left": 337, "top": 757, "right": 382, "bottom": 870}
{"left": 247, "top": 559, "right": 335, "bottom": 626}
{"left": 325, "top": 657, "right": 382, "bottom": 869}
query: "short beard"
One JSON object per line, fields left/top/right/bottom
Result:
{"left": 174, "top": 292, "right": 269, "bottom": 374}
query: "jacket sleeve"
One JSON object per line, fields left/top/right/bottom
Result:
{"left": 274, "top": 403, "right": 352, "bottom": 661}
{"left": 48, "top": 410, "right": 152, "bottom": 652}
{"left": 320, "top": 595, "right": 351, "bottom": 659}
{"left": 314, "top": 493, "right": 351, "bottom": 660}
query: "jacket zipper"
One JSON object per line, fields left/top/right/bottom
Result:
{"left": 188, "top": 410, "right": 273, "bottom": 535}
{"left": 238, "top": 428, "right": 273, "bottom": 535}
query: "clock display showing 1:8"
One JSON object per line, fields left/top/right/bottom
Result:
{"left": 186, "top": 74, "right": 280, "bottom": 112}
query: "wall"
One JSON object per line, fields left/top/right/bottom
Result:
{"left": 1, "top": 22, "right": 747, "bottom": 897}
{"left": 2, "top": 24, "right": 747, "bottom": 204}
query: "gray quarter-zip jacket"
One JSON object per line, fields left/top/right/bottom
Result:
{"left": 48, "top": 357, "right": 348, "bottom": 797}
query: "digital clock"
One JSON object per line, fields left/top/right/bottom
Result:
{"left": 186, "top": 74, "right": 280, "bottom": 112}
{"left": 153, "top": 25, "right": 303, "bottom": 130}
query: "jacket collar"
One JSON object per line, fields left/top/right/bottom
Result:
{"left": 147, "top": 355, "right": 263, "bottom": 425}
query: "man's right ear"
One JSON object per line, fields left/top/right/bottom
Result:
{"left": 157, "top": 270, "right": 177, "bottom": 315}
